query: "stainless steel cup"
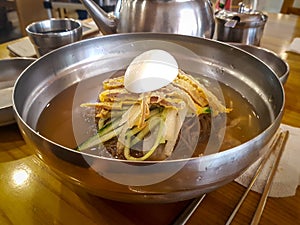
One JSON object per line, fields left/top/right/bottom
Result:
{"left": 26, "top": 18, "right": 82, "bottom": 57}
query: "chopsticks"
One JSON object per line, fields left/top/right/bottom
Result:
{"left": 250, "top": 130, "right": 289, "bottom": 225}
{"left": 226, "top": 130, "right": 289, "bottom": 225}
{"left": 172, "top": 130, "right": 289, "bottom": 225}
{"left": 171, "top": 194, "right": 206, "bottom": 225}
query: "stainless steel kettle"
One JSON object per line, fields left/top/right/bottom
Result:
{"left": 79, "top": 0, "right": 215, "bottom": 38}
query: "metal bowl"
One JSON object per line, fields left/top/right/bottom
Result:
{"left": 230, "top": 43, "right": 289, "bottom": 84}
{"left": 0, "top": 58, "right": 35, "bottom": 126}
{"left": 13, "top": 33, "right": 284, "bottom": 203}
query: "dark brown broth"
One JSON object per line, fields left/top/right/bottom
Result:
{"left": 37, "top": 84, "right": 79, "bottom": 148}
{"left": 36, "top": 75, "right": 262, "bottom": 157}
{"left": 39, "top": 29, "right": 71, "bottom": 34}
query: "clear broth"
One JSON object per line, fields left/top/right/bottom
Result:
{"left": 36, "top": 74, "right": 263, "bottom": 158}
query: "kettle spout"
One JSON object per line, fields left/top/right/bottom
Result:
{"left": 79, "top": 0, "right": 117, "bottom": 35}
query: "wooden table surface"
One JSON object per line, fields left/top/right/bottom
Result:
{"left": 1, "top": 13, "right": 300, "bottom": 225}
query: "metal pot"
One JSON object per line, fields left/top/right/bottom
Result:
{"left": 13, "top": 33, "right": 284, "bottom": 203}
{"left": 79, "top": 0, "right": 215, "bottom": 38}
{"left": 215, "top": 5, "right": 268, "bottom": 45}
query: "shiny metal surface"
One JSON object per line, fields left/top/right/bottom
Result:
{"left": 13, "top": 33, "right": 284, "bottom": 203}
{"left": 26, "top": 18, "right": 83, "bottom": 57}
{"left": 79, "top": 0, "right": 215, "bottom": 38}
{"left": 0, "top": 58, "right": 35, "bottom": 126}
{"left": 215, "top": 9, "right": 268, "bottom": 45}
{"left": 231, "top": 43, "right": 289, "bottom": 84}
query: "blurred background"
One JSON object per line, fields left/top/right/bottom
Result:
{"left": 1, "top": 0, "right": 299, "bottom": 44}
{"left": 0, "top": 0, "right": 116, "bottom": 43}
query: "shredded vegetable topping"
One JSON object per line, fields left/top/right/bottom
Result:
{"left": 78, "top": 70, "right": 231, "bottom": 161}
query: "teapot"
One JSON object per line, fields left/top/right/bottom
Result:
{"left": 79, "top": 0, "right": 215, "bottom": 38}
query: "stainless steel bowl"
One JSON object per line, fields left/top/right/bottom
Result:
{"left": 26, "top": 18, "right": 83, "bottom": 57}
{"left": 231, "top": 43, "right": 289, "bottom": 84}
{"left": 0, "top": 58, "right": 35, "bottom": 126}
{"left": 13, "top": 33, "right": 284, "bottom": 203}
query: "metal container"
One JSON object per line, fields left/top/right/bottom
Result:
{"left": 215, "top": 6, "right": 268, "bottom": 45}
{"left": 13, "top": 33, "right": 284, "bottom": 203}
{"left": 0, "top": 58, "right": 35, "bottom": 126}
{"left": 231, "top": 43, "right": 289, "bottom": 84}
{"left": 79, "top": 0, "right": 215, "bottom": 38}
{"left": 26, "top": 18, "right": 83, "bottom": 57}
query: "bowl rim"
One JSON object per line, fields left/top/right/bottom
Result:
{"left": 12, "top": 33, "right": 285, "bottom": 163}
{"left": 228, "top": 42, "right": 289, "bottom": 84}
{"left": 0, "top": 57, "right": 35, "bottom": 126}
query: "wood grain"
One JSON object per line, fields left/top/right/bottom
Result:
{"left": 0, "top": 13, "right": 300, "bottom": 225}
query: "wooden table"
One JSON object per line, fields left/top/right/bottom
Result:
{"left": 1, "top": 13, "right": 300, "bottom": 225}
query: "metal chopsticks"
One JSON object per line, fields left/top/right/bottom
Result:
{"left": 172, "top": 130, "right": 289, "bottom": 225}
{"left": 226, "top": 130, "right": 289, "bottom": 225}
{"left": 171, "top": 194, "right": 206, "bottom": 225}
{"left": 250, "top": 130, "right": 289, "bottom": 225}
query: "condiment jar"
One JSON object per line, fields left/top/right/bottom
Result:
{"left": 214, "top": 3, "right": 268, "bottom": 46}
